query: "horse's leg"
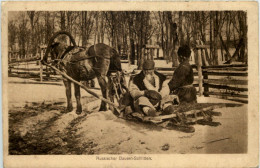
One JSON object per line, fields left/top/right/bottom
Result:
{"left": 63, "top": 79, "right": 73, "bottom": 112}
{"left": 97, "top": 75, "right": 108, "bottom": 111}
{"left": 74, "top": 83, "right": 82, "bottom": 115}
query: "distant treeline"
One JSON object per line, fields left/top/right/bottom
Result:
{"left": 8, "top": 11, "right": 247, "bottom": 67}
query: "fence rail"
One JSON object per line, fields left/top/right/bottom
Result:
{"left": 8, "top": 55, "right": 41, "bottom": 64}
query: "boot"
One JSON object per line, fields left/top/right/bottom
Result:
{"left": 143, "top": 107, "right": 156, "bottom": 117}
{"left": 162, "top": 105, "right": 176, "bottom": 115}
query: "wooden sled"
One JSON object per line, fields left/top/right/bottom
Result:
{"left": 108, "top": 72, "right": 224, "bottom": 133}
{"left": 120, "top": 104, "right": 223, "bottom": 133}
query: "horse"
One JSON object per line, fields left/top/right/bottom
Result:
{"left": 42, "top": 31, "right": 123, "bottom": 115}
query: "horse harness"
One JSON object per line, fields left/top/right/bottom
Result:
{"left": 52, "top": 45, "right": 110, "bottom": 71}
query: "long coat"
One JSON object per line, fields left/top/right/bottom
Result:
{"left": 129, "top": 71, "right": 171, "bottom": 111}
{"left": 168, "top": 60, "right": 197, "bottom": 103}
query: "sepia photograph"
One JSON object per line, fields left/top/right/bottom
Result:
{"left": 2, "top": 1, "right": 259, "bottom": 168}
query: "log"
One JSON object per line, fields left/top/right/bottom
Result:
{"left": 207, "top": 92, "right": 248, "bottom": 98}
{"left": 40, "top": 48, "right": 44, "bottom": 82}
{"left": 202, "top": 69, "right": 248, "bottom": 74}
{"left": 133, "top": 69, "right": 198, "bottom": 77}
{"left": 43, "top": 61, "right": 121, "bottom": 114}
{"left": 9, "top": 56, "right": 41, "bottom": 64}
{"left": 202, "top": 64, "right": 247, "bottom": 69}
{"left": 10, "top": 71, "right": 53, "bottom": 76}
{"left": 9, "top": 61, "right": 38, "bottom": 66}
{"left": 203, "top": 67, "right": 248, "bottom": 71}
{"left": 203, "top": 79, "right": 248, "bottom": 85}
{"left": 202, "top": 71, "right": 248, "bottom": 77}
{"left": 8, "top": 81, "right": 63, "bottom": 86}
{"left": 145, "top": 44, "right": 160, "bottom": 49}
{"left": 195, "top": 45, "right": 210, "bottom": 49}
{"left": 10, "top": 67, "right": 41, "bottom": 71}
{"left": 121, "top": 60, "right": 129, "bottom": 63}
{"left": 204, "top": 83, "right": 248, "bottom": 92}
{"left": 197, "top": 53, "right": 203, "bottom": 96}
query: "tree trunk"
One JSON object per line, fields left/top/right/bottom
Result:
{"left": 178, "top": 11, "right": 184, "bottom": 46}
{"left": 213, "top": 12, "right": 219, "bottom": 65}
{"left": 238, "top": 11, "right": 247, "bottom": 63}
{"left": 127, "top": 12, "right": 135, "bottom": 64}
{"left": 60, "top": 11, "right": 66, "bottom": 42}
{"left": 27, "top": 11, "right": 36, "bottom": 55}
{"left": 210, "top": 12, "right": 213, "bottom": 61}
{"left": 81, "top": 12, "right": 87, "bottom": 47}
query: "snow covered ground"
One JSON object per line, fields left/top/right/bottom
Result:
{"left": 7, "top": 76, "right": 247, "bottom": 154}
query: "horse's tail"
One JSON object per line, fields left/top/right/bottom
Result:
{"left": 43, "top": 31, "right": 76, "bottom": 63}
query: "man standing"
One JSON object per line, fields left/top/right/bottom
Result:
{"left": 129, "top": 60, "right": 178, "bottom": 116}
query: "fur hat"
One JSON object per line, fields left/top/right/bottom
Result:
{"left": 143, "top": 60, "right": 155, "bottom": 70}
{"left": 177, "top": 45, "right": 191, "bottom": 58}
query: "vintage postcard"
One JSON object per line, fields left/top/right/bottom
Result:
{"left": 2, "top": 1, "right": 259, "bottom": 168}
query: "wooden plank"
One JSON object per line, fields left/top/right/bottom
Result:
{"left": 8, "top": 81, "right": 63, "bottom": 86}
{"left": 197, "top": 53, "right": 203, "bottom": 96}
{"left": 202, "top": 64, "right": 247, "bottom": 69}
{"left": 10, "top": 67, "right": 41, "bottom": 71}
{"left": 145, "top": 44, "right": 160, "bottom": 49}
{"left": 195, "top": 45, "right": 210, "bottom": 49}
{"left": 155, "top": 65, "right": 197, "bottom": 71}
{"left": 203, "top": 79, "right": 248, "bottom": 85}
{"left": 155, "top": 67, "right": 176, "bottom": 71}
{"left": 121, "top": 60, "right": 129, "bottom": 63}
{"left": 11, "top": 71, "right": 53, "bottom": 76}
{"left": 203, "top": 71, "right": 248, "bottom": 76}
{"left": 203, "top": 69, "right": 248, "bottom": 73}
{"left": 40, "top": 49, "right": 44, "bottom": 82}
{"left": 9, "top": 56, "right": 40, "bottom": 64}
{"left": 204, "top": 83, "right": 248, "bottom": 92}
{"left": 203, "top": 67, "right": 248, "bottom": 71}
{"left": 132, "top": 71, "right": 198, "bottom": 77}
{"left": 207, "top": 92, "right": 248, "bottom": 98}
{"left": 9, "top": 61, "right": 38, "bottom": 66}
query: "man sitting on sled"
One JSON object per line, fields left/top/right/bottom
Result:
{"left": 128, "top": 60, "right": 178, "bottom": 117}
{"left": 168, "top": 45, "right": 197, "bottom": 105}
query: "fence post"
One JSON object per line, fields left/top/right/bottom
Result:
{"left": 197, "top": 49, "right": 203, "bottom": 96}
{"left": 202, "top": 67, "right": 209, "bottom": 97}
{"left": 40, "top": 47, "right": 43, "bottom": 82}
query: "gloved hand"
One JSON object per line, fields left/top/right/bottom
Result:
{"left": 144, "top": 90, "right": 162, "bottom": 105}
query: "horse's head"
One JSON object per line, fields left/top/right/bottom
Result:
{"left": 42, "top": 31, "right": 77, "bottom": 64}
{"left": 49, "top": 42, "right": 67, "bottom": 61}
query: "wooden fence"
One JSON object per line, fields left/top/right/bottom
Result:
{"left": 202, "top": 64, "right": 248, "bottom": 103}
{"left": 8, "top": 49, "right": 248, "bottom": 103}
{"left": 151, "top": 64, "right": 248, "bottom": 104}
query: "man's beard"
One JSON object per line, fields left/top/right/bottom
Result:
{"left": 145, "top": 73, "right": 155, "bottom": 87}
